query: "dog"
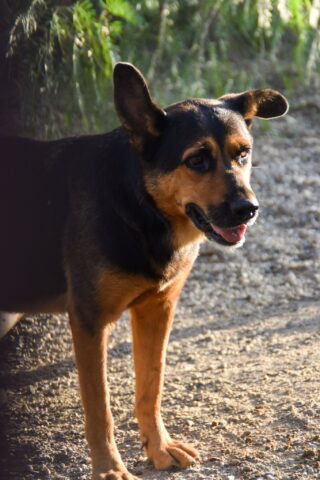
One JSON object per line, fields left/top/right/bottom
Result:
{"left": 0, "top": 62, "right": 288, "bottom": 479}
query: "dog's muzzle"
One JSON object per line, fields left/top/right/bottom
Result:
{"left": 186, "top": 202, "right": 258, "bottom": 247}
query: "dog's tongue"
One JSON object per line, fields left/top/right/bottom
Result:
{"left": 211, "top": 224, "right": 247, "bottom": 244}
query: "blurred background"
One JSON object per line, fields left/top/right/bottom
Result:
{"left": 0, "top": 0, "right": 319, "bottom": 138}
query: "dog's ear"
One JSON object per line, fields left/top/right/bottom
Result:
{"left": 220, "top": 89, "right": 289, "bottom": 122}
{"left": 113, "top": 62, "right": 166, "bottom": 152}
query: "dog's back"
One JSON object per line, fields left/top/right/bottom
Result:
{"left": 0, "top": 130, "right": 167, "bottom": 314}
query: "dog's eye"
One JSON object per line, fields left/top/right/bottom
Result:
{"left": 185, "top": 151, "right": 211, "bottom": 172}
{"left": 236, "top": 148, "right": 251, "bottom": 166}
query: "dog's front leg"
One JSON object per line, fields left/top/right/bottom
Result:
{"left": 69, "top": 309, "right": 139, "bottom": 480}
{"left": 130, "top": 285, "right": 200, "bottom": 470}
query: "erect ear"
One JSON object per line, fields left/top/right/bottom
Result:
{"left": 113, "top": 62, "right": 166, "bottom": 152}
{"left": 220, "top": 89, "right": 289, "bottom": 121}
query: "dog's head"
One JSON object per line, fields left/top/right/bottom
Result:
{"left": 114, "top": 62, "right": 288, "bottom": 248}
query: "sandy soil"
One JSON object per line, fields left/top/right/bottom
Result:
{"left": 0, "top": 99, "right": 319, "bottom": 480}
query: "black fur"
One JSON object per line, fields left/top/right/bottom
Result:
{"left": 0, "top": 130, "right": 175, "bottom": 314}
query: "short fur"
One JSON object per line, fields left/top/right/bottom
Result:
{"left": 0, "top": 63, "right": 288, "bottom": 479}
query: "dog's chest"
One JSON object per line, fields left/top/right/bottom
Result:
{"left": 158, "top": 242, "right": 199, "bottom": 290}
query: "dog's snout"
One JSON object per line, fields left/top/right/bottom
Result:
{"left": 230, "top": 199, "right": 259, "bottom": 222}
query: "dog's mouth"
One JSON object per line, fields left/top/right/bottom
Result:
{"left": 186, "top": 203, "right": 248, "bottom": 247}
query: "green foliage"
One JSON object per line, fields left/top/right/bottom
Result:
{"left": 6, "top": 0, "right": 320, "bottom": 137}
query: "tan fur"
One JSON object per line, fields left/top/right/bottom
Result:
{"left": 130, "top": 265, "right": 199, "bottom": 470}
{"left": 97, "top": 270, "right": 153, "bottom": 325}
{"left": 69, "top": 308, "right": 131, "bottom": 479}
{"left": 243, "top": 92, "right": 258, "bottom": 119}
{"left": 223, "top": 134, "right": 257, "bottom": 203}
{"left": 181, "top": 137, "right": 220, "bottom": 162}
{"left": 224, "top": 134, "right": 252, "bottom": 159}
{"left": 68, "top": 255, "right": 199, "bottom": 478}
{"left": 144, "top": 137, "right": 229, "bottom": 248}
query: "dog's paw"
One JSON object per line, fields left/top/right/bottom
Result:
{"left": 147, "top": 439, "right": 200, "bottom": 470}
{"left": 94, "top": 470, "right": 140, "bottom": 480}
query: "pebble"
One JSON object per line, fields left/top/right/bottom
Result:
{"left": 42, "top": 465, "right": 51, "bottom": 476}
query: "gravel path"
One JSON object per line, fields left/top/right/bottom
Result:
{"left": 0, "top": 101, "right": 319, "bottom": 480}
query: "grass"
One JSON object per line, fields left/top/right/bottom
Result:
{"left": 5, "top": 0, "right": 320, "bottom": 137}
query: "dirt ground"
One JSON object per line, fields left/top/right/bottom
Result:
{"left": 0, "top": 98, "right": 319, "bottom": 480}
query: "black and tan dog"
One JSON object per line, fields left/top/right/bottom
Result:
{"left": 0, "top": 63, "right": 288, "bottom": 479}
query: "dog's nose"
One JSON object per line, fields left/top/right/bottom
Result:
{"left": 230, "top": 199, "right": 259, "bottom": 222}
